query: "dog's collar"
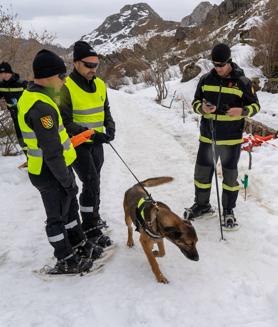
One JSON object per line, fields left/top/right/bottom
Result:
{"left": 135, "top": 197, "right": 162, "bottom": 240}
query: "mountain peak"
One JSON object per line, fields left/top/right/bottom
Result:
{"left": 181, "top": 2, "right": 213, "bottom": 27}
{"left": 81, "top": 2, "right": 176, "bottom": 55}
{"left": 119, "top": 3, "right": 162, "bottom": 20}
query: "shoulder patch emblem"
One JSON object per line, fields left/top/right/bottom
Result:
{"left": 40, "top": 115, "right": 54, "bottom": 129}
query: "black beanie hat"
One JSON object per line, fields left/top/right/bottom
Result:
{"left": 0, "top": 62, "right": 13, "bottom": 74}
{"left": 211, "top": 43, "right": 231, "bottom": 63}
{"left": 33, "top": 49, "right": 66, "bottom": 79}
{"left": 73, "top": 41, "right": 98, "bottom": 61}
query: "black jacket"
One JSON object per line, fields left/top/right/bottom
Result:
{"left": 192, "top": 63, "right": 260, "bottom": 143}
{"left": 0, "top": 73, "right": 27, "bottom": 108}
{"left": 24, "top": 83, "right": 74, "bottom": 188}
{"left": 60, "top": 69, "right": 115, "bottom": 137}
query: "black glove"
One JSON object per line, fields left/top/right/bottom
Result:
{"left": 91, "top": 131, "right": 110, "bottom": 144}
{"left": 106, "top": 127, "right": 115, "bottom": 142}
{"left": 64, "top": 178, "right": 78, "bottom": 198}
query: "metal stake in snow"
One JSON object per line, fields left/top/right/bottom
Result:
{"left": 241, "top": 174, "right": 248, "bottom": 201}
{"left": 182, "top": 101, "right": 186, "bottom": 123}
{"left": 161, "top": 90, "right": 176, "bottom": 109}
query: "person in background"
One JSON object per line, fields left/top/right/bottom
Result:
{"left": 0, "top": 62, "right": 28, "bottom": 154}
{"left": 17, "top": 49, "right": 103, "bottom": 274}
{"left": 60, "top": 41, "right": 115, "bottom": 248}
{"left": 184, "top": 43, "right": 260, "bottom": 230}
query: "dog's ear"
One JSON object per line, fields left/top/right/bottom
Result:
{"left": 164, "top": 227, "right": 182, "bottom": 239}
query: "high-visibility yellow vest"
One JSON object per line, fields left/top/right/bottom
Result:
{"left": 17, "top": 90, "right": 76, "bottom": 175}
{"left": 65, "top": 76, "right": 106, "bottom": 142}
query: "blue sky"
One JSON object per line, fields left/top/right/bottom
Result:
{"left": 2, "top": 0, "right": 223, "bottom": 47}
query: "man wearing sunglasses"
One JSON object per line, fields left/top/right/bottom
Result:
{"left": 60, "top": 41, "right": 115, "bottom": 249}
{"left": 17, "top": 49, "right": 102, "bottom": 274}
{"left": 184, "top": 43, "right": 260, "bottom": 230}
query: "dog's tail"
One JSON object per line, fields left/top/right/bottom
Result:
{"left": 139, "top": 176, "right": 173, "bottom": 188}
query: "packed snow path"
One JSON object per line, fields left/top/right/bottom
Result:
{"left": 0, "top": 88, "right": 277, "bottom": 327}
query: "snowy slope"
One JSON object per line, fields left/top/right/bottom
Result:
{"left": 1, "top": 78, "right": 278, "bottom": 326}
{"left": 81, "top": 3, "right": 176, "bottom": 55}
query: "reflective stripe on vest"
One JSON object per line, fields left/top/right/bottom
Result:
{"left": 65, "top": 76, "right": 106, "bottom": 142}
{"left": 201, "top": 85, "right": 243, "bottom": 98}
{"left": 17, "top": 90, "right": 76, "bottom": 175}
{"left": 0, "top": 87, "right": 24, "bottom": 92}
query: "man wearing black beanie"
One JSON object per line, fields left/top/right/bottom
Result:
{"left": 184, "top": 43, "right": 261, "bottom": 230}
{"left": 60, "top": 40, "right": 115, "bottom": 249}
{"left": 0, "top": 61, "right": 28, "bottom": 156}
{"left": 17, "top": 49, "right": 102, "bottom": 274}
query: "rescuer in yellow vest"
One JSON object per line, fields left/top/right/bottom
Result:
{"left": 17, "top": 49, "right": 103, "bottom": 274}
{"left": 0, "top": 61, "right": 28, "bottom": 153}
{"left": 184, "top": 43, "right": 260, "bottom": 230}
{"left": 60, "top": 41, "right": 115, "bottom": 248}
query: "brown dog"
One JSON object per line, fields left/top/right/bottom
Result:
{"left": 124, "top": 177, "right": 199, "bottom": 283}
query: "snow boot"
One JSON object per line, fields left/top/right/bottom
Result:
{"left": 184, "top": 203, "right": 214, "bottom": 220}
{"left": 86, "top": 228, "right": 112, "bottom": 249}
{"left": 76, "top": 240, "right": 104, "bottom": 261}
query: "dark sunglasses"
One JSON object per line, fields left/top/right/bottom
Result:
{"left": 58, "top": 73, "right": 67, "bottom": 80}
{"left": 81, "top": 61, "right": 99, "bottom": 69}
{"left": 212, "top": 58, "right": 231, "bottom": 68}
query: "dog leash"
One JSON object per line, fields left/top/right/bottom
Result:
{"left": 108, "top": 142, "right": 154, "bottom": 201}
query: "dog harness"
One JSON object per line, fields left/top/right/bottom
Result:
{"left": 135, "top": 197, "right": 162, "bottom": 240}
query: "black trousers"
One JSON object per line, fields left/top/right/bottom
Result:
{"left": 29, "top": 164, "right": 86, "bottom": 260}
{"left": 194, "top": 142, "right": 241, "bottom": 210}
{"left": 73, "top": 143, "right": 104, "bottom": 231}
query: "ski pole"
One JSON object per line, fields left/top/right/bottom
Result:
{"left": 209, "top": 117, "right": 224, "bottom": 241}
{"left": 108, "top": 142, "right": 152, "bottom": 199}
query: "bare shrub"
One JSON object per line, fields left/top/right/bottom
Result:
{"left": 0, "top": 5, "right": 56, "bottom": 80}
{"left": 136, "top": 35, "right": 175, "bottom": 103}
{"left": 0, "top": 103, "right": 19, "bottom": 155}
{"left": 252, "top": 4, "right": 278, "bottom": 77}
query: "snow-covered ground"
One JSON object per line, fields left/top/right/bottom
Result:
{"left": 1, "top": 64, "right": 278, "bottom": 326}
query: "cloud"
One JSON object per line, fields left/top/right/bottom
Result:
{"left": 20, "top": 15, "right": 102, "bottom": 47}
{"left": 2, "top": 0, "right": 223, "bottom": 46}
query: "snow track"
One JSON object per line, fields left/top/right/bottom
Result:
{"left": 0, "top": 88, "right": 277, "bottom": 327}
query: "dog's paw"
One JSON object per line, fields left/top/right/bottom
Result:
{"left": 152, "top": 250, "right": 164, "bottom": 257}
{"left": 152, "top": 250, "right": 165, "bottom": 257}
{"left": 157, "top": 274, "right": 169, "bottom": 284}
{"left": 126, "top": 240, "right": 134, "bottom": 247}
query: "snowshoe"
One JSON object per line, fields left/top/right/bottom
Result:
{"left": 33, "top": 263, "right": 104, "bottom": 280}
{"left": 45, "top": 254, "right": 92, "bottom": 275}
